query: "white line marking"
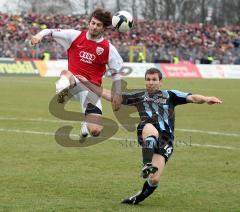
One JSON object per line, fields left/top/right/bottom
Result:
{"left": 0, "top": 128, "right": 55, "bottom": 136}
{"left": 1, "top": 116, "right": 240, "bottom": 137}
{"left": 190, "top": 143, "right": 237, "bottom": 150}
{"left": 0, "top": 128, "right": 239, "bottom": 151}
{"left": 176, "top": 128, "right": 240, "bottom": 137}
{"left": 0, "top": 117, "right": 74, "bottom": 123}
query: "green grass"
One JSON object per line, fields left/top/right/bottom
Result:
{"left": 0, "top": 77, "right": 240, "bottom": 211}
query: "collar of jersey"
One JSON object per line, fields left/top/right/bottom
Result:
{"left": 86, "top": 31, "right": 104, "bottom": 43}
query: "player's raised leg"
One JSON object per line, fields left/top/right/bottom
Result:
{"left": 141, "top": 123, "right": 159, "bottom": 178}
{"left": 121, "top": 153, "right": 165, "bottom": 205}
{"left": 122, "top": 123, "right": 168, "bottom": 205}
{"left": 55, "top": 70, "right": 76, "bottom": 103}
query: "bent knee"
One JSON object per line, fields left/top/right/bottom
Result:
{"left": 89, "top": 128, "right": 102, "bottom": 137}
{"left": 56, "top": 76, "right": 70, "bottom": 94}
{"left": 60, "top": 70, "right": 71, "bottom": 77}
{"left": 60, "top": 70, "right": 75, "bottom": 85}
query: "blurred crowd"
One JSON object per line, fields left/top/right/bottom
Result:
{"left": 0, "top": 12, "right": 240, "bottom": 64}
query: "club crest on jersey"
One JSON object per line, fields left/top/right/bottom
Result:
{"left": 96, "top": 47, "right": 104, "bottom": 55}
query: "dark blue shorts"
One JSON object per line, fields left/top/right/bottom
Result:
{"left": 137, "top": 122, "right": 174, "bottom": 162}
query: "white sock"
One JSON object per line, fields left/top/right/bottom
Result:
{"left": 81, "top": 121, "right": 89, "bottom": 136}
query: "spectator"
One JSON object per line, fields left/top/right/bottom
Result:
{"left": 0, "top": 12, "right": 239, "bottom": 64}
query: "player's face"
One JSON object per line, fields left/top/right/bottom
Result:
{"left": 145, "top": 73, "right": 162, "bottom": 93}
{"left": 88, "top": 17, "right": 105, "bottom": 37}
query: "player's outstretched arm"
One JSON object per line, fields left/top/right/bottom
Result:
{"left": 31, "top": 29, "right": 79, "bottom": 49}
{"left": 31, "top": 29, "right": 54, "bottom": 45}
{"left": 187, "top": 95, "right": 222, "bottom": 105}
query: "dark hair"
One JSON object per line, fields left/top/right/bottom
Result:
{"left": 90, "top": 8, "right": 112, "bottom": 27}
{"left": 145, "top": 68, "right": 163, "bottom": 80}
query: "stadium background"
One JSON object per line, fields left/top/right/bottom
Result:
{"left": 0, "top": 1, "right": 240, "bottom": 211}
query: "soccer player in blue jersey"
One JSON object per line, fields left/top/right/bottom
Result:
{"left": 78, "top": 68, "right": 222, "bottom": 205}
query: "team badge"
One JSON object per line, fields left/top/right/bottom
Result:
{"left": 96, "top": 47, "right": 104, "bottom": 55}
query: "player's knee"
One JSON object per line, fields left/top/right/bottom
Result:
{"left": 60, "top": 70, "right": 69, "bottom": 75}
{"left": 142, "top": 124, "right": 159, "bottom": 139}
{"left": 89, "top": 128, "right": 102, "bottom": 137}
{"left": 55, "top": 75, "right": 70, "bottom": 94}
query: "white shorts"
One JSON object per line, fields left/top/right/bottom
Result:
{"left": 55, "top": 75, "right": 102, "bottom": 113}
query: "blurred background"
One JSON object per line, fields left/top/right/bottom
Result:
{"left": 0, "top": 0, "right": 239, "bottom": 64}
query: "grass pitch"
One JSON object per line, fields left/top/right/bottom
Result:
{"left": 0, "top": 77, "right": 239, "bottom": 211}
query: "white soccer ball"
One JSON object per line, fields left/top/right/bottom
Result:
{"left": 112, "top": 11, "right": 133, "bottom": 33}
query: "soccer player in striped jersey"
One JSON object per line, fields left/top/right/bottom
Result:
{"left": 77, "top": 67, "right": 222, "bottom": 205}
{"left": 31, "top": 8, "right": 123, "bottom": 139}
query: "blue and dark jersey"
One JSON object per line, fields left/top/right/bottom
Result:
{"left": 122, "top": 90, "right": 191, "bottom": 139}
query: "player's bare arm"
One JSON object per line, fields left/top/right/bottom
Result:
{"left": 107, "top": 42, "right": 124, "bottom": 111}
{"left": 111, "top": 76, "right": 122, "bottom": 111}
{"left": 187, "top": 94, "right": 222, "bottom": 105}
{"left": 77, "top": 75, "right": 112, "bottom": 101}
{"left": 111, "top": 93, "right": 122, "bottom": 111}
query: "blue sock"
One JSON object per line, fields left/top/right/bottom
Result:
{"left": 136, "top": 179, "right": 159, "bottom": 203}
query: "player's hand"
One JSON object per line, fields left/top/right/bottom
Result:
{"left": 31, "top": 34, "right": 43, "bottom": 46}
{"left": 206, "top": 96, "right": 222, "bottom": 105}
{"left": 112, "top": 93, "right": 122, "bottom": 111}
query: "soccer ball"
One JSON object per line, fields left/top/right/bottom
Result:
{"left": 112, "top": 11, "right": 133, "bottom": 33}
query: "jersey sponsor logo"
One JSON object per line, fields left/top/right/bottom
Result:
{"left": 96, "top": 47, "right": 104, "bottom": 55}
{"left": 79, "top": 51, "right": 96, "bottom": 64}
{"left": 144, "top": 96, "right": 167, "bottom": 104}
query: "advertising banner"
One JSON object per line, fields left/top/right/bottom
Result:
{"left": 105, "top": 63, "right": 161, "bottom": 78}
{"left": 1, "top": 59, "right": 240, "bottom": 79}
{"left": 0, "top": 59, "right": 40, "bottom": 75}
{"left": 44, "top": 60, "right": 67, "bottom": 77}
{"left": 197, "top": 65, "right": 240, "bottom": 79}
{"left": 160, "top": 63, "right": 202, "bottom": 78}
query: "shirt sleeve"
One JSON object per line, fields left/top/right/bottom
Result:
{"left": 168, "top": 90, "right": 192, "bottom": 106}
{"left": 107, "top": 43, "right": 123, "bottom": 75}
{"left": 38, "top": 29, "right": 81, "bottom": 50}
{"left": 122, "top": 91, "right": 140, "bottom": 105}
